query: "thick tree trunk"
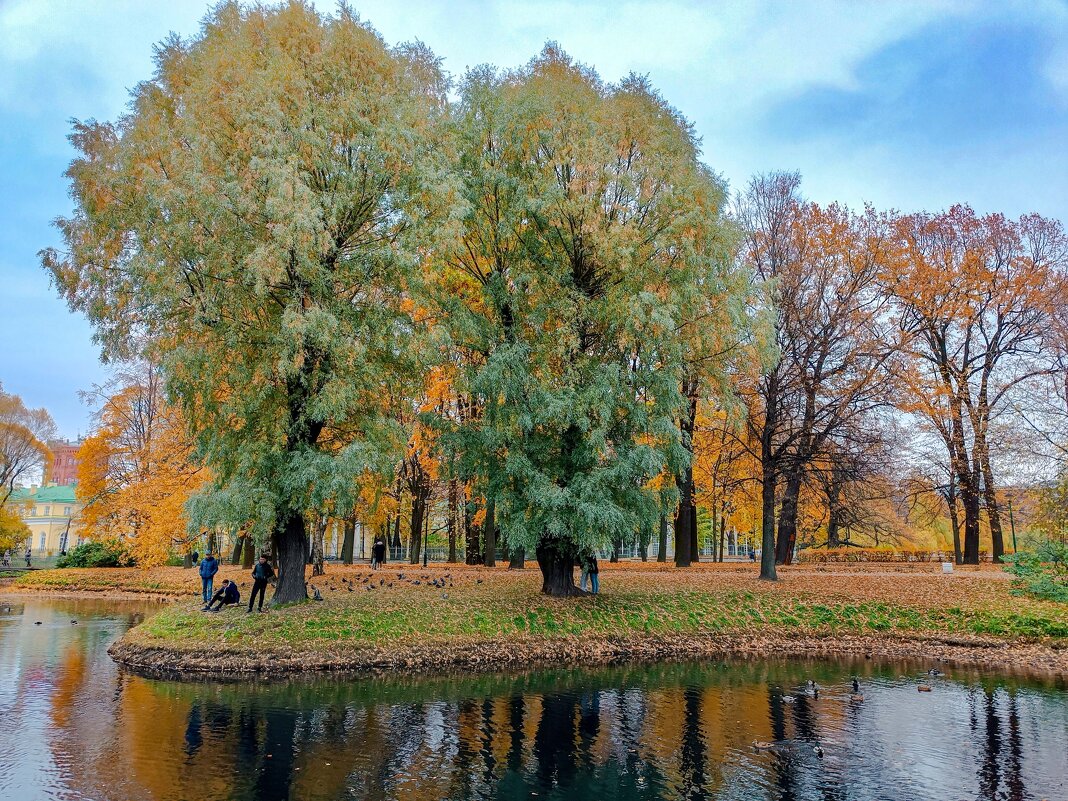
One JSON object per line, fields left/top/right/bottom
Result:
{"left": 273, "top": 509, "right": 309, "bottom": 604}
{"left": 311, "top": 516, "right": 326, "bottom": 577}
{"left": 340, "top": 520, "right": 355, "bottom": 565}
{"left": 776, "top": 468, "right": 802, "bottom": 565}
{"left": 409, "top": 493, "right": 425, "bottom": 565}
{"left": 242, "top": 537, "right": 255, "bottom": 569}
{"left": 759, "top": 462, "right": 778, "bottom": 580}
{"left": 657, "top": 514, "right": 668, "bottom": 563}
{"left": 961, "top": 473, "right": 982, "bottom": 565}
{"left": 231, "top": 531, "right": 244, "bottom": 565}
{"left": 827, "top": 509, "right": 841, "bottom": 549}
{"left": 979, "top": 451, "right": 1005, "bottom": 563}
{"left": 447, "top": 478, "right": 458, "bottom": 563}
{"left": 948, "top": 491, "right": 962, "bottom": 565}
{"left": 610, "top": 537, "right": 620, "bottom": 563}
{"left": 675, "top": 380, "right": 698, "bottom": 568}
{"left": 484, "top": 497, "right": 496, "bottom": 568}
{"left": 759, "top": 365, "right": 779, "bottom": 580}
{"left": 674, "top": 494, "right": 692, "bottom": 567}
{"left": 689, "top": 504, "right": 700, "bottom": 563}
{"left": 509, "top": 546, "right": 526, "bottom": 569}
{"left": 536, "top": 540, "right": 584, "bottom": 597}
{"left": 638, "top": 526, "right": 649, "bottom": 562}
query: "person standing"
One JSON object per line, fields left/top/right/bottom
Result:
{"left": 25, "top": 547, "right": 32, "bottom": 568}
{"left": 248, "top": 555, "right": 274, "bottom": 613}
{"left": 372, "top": 536, "right": 386, "bottom": 569}
{"left": 199, "top": 551, "right": 220, "bottom": 603}
{"left": 587, "top": 552, "right": 600, "bottom": 595}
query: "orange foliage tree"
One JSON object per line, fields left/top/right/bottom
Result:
{"left": 76, "top": 365, "right": 206, "bottom": 566}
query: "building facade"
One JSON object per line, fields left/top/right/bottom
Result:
{"left": 6, "top": 485, "right": 83, "bottom": 557}
{"left": 45, "top": 439, "right": 82, "bottom": 486}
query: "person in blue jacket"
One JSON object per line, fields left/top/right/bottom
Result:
{"left": 199, "top": 551, "right": 220, "bottom": 603}
{"left": 203, "top": 579, "right": 240, "bottom": 612}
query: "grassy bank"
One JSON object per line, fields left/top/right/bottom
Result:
{"left": 40, "top": 562, "right": 1059, "bottom": 675}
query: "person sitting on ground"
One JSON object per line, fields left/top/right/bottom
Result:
{"left": 248, "top": 555, "right": 275, "bottom": 613}
{"left": 203, "top": 579, "right": 240, "bottom": 612}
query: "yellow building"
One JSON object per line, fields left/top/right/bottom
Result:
{"left": 6, "top": 484, "right": 84, "bottom": 557}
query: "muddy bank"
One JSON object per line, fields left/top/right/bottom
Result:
{"left": 111, "top": 629, "right": 1068, "bottom": 679}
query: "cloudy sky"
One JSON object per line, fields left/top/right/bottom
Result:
{"left": 2, "top": 0, "right": 1066, "bottom": 437}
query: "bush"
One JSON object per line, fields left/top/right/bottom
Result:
{"left": 56, "top": 541, "right": 131, "bottom": 569}
{"left": 1003, "top": 540, "right": 1068, "bottom": 603}
{"left": 798, "top": 547, "right": 941, "bottom": 564}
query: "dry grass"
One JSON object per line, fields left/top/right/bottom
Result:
{"left": 12, "top": 561, "right": 1065, "bottom": 674}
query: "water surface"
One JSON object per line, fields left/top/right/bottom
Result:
{"left": 1, "top": 595, "right": 1066, "bottom": 801}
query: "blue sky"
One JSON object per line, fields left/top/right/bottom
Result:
{"left": 1, "top": 0, "right": 1066, "bottom": 437}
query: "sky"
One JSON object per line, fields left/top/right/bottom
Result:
{"left": 1, "top": 0, "right": 1066, "bottom": 438}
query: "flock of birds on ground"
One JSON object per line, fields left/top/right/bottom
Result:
{"left": 308, "top": 571, "right": 482, "bottom": 602}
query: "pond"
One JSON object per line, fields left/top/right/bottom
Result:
{"left": 1, "top": 596, "right": 1065, "bottom": 801}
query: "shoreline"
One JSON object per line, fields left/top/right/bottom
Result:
{"left": 10, "top": 564, "right": 1065, "bottom": 680}
{"left": 109, "top": 629, "right": 1068, "bottom": 678}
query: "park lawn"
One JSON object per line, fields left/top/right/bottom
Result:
{"left": 92, "top": 563, "right": 1068, "bottom": 666}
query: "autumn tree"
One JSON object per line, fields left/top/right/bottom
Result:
{"left": 0, "top": 382, "right": 56, "bottom": 505}
{"left": 44, "top": 4, "right": 449, "bottom": 601}
{"left": 887, "top": 207, "right": 1066, "bottom": 563}
{"left": 76, "top": 364, "right": 206, "bottom": 566}
{"left": 437, "top": 48, "right": 746, "bottom": 595}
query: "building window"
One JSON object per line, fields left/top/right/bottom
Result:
{"left": 44, "top": 506, "right": 51, "bottom": 517}
{"left": 39, "top": 533, "right": 46, "bottom": 549}
{"left": 64, "top": 506, "right": 71, "bottom": 516}
{"left": 29, "top": 507, "right": 36, "bottom": 517}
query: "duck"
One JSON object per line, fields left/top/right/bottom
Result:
{"left": 805, "top": 680, "right": 820, "bottom": 698}
{"left": 752, "top": 741, "right": 777, "bottom": 750}
{"left": 813, "top": 744, "right": 824, "bottom": 758}
{"left": 782, "top": 695, "right": 797, "bottom": 704}
{"left": 850, "top": 678, "right": 864, "bottom": 702}
{"left": 927, "top": 668, "right": 944, "bottom": 677}
{"left": 917, "top": 685, "right": 932, "bottom": 692}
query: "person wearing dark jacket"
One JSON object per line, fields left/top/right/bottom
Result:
{"left": 198, "top": 552, "right": 220, "bottom": 603}
{"left": 371, "top": 536, "right": 386, "bottom": 569}
{"left": 203, "top": 579, "right": 241, "bottom": 611}
{"left": 248, "top": 555, "right": 275, "bottom": 613}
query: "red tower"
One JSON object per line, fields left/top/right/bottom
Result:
{"left": 47, "top": 440, "right": 81, "bottom": 486}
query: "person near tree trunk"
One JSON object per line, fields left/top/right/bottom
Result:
{"left": 248, "top": 555, "right": 274, "bottom": 613}
{"left": 579, "top": 548, "right": 600, "bottom": 595}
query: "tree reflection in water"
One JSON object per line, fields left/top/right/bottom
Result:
{"left": 11, "top": 599, "right": 1066, "bottom": 801}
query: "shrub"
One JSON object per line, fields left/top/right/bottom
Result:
{"left": 1002, "top": 540, "right": 1068, "bottom": 603}
{"left": 56, "top": 540, "right": 131, "bottom": 568}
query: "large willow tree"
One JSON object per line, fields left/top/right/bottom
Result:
{"left": 438, "top": 47, "right": 747, "bottom": 595}
{"left": 43, "top": 3, "right": 447, "bottom": 602}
